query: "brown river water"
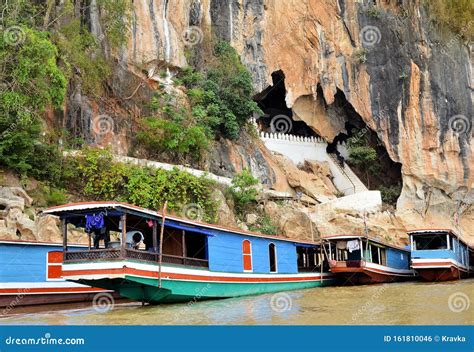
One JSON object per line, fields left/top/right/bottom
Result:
{"left": 1, "top": 280, "right": 473, "bottom": 325}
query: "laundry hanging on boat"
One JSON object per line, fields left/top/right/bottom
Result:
{"left": 336, "top": 241, "right": 347, "bottom": 250}
{"left": 85, "top": 213, "right": 105, "bottom": 232}
{"left": 346, "top": 240, "right": 360, "bottom": 253}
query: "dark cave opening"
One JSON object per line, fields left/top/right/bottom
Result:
{"left": 254, "top": 71, "right": 318, "bottom": 137}
{"left": 328, "top": 89, "right": 403, "bottom": 203}
{"left": 253, "top": 73, "right": 402, "bottom": 204}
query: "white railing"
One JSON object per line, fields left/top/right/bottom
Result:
{"left": 257, "top": 130, "right": 367, "bottom": 196}
{"left": 259, "top": 131, "right": 327, "bottom": 144}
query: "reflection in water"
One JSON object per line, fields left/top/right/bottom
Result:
{"left": 1, "top": 280, "right": 472, "bottom": 325}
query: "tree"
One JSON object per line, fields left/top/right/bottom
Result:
{"left": 347, "top": 133, "right": 380, "bottom": 188}
{"left": 228, "top": 169, "right": 259, "bottom": 214}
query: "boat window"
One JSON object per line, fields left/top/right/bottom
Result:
{"left": 269, "top": 243, "right": 277, "bottom": 273}
{"left": 413, "top": 234, "right": 448, "bottom": 250}
{"left": 379, "top": 248, "right": 387, "bottom": 266}
{"left": 297, "top": 246, "right": 321, "bottom": 272}
{"left": 185, "top": 231, "right": 207, "bottom": 260}
{"left": 370, "top": 245, "right": 380, "bottom": 264}
{"left": 242, "top": 240, "right": 253, "bottom": 272}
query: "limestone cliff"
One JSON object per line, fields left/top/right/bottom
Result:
{"left": 29, "top": 1, "right": 474, "bottom": 242}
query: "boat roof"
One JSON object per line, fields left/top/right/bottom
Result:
{"left": 43, "top": 202, "right": 321, "bottom": 246}
{"left": 321, "top": 234, "right": 409, "bottom": 252}
{"left": 0, "top": 239, "right": 88, "bottom": 247}
{"left": 407, "top": 228, "right": 472, "bottom": 248}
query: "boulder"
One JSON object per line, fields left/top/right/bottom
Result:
{"left": 264, "top": 201, "right": 319, "bottom": 241}
{"left": 211, "top": 189, "right": 237, "bottom": 228}
{"left": 245, "top": 213, "right": 258, "bottom": 225}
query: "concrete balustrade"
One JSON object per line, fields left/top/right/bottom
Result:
{"left": 258, "top": 131, "right": 368, "bottom": 196}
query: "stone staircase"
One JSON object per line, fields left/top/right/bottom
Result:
{"left": 327, "top": 155, "right": 368, "bottom": 194}
{"left": 258, "top": 129, "right": 369, "bottom": 196}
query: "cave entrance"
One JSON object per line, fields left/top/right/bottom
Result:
{"left": 327, "top": 90, "right": 402, "bottom": 205}
{"left": 254, "top": 71, "right": 317, "bottom": 137}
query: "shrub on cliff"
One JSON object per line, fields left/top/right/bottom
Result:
{"left": 136, "top": 91, "right": 210, "bottom": 162}
{"left": 228, "top": 169, "right": 259, "bottom": 214}
{"left": 0, "top": 27, "right": 67, "bottom": 174}
{"left": 64, "top": 148, "right": 218, "bottom": 222}
{"left": 178, "top": 41, "right": 262, "bottom": 140}
{"left": 424, "top": 0, "right": 473, "bottom": 40}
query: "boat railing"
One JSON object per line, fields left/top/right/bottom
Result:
{"left": 64, "top": 248, "right": 209, "bottom": 268}
{"left": 65, "top": 248, "right": 121, "bottom": 261}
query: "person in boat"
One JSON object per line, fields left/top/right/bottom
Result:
{"left": 86, "top": 213, "right": 110, "bottom": 249}
{"left": 92, "top": 227, "right": 110, "bottom": 249}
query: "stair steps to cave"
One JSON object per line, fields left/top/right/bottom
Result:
{"left": 327, "top": 155, "right": 368, "bottom": 195}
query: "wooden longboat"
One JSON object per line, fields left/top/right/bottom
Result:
{"left": 322, "top": 235, "right": 416, "bottom": 285}
{"left": 0, "top": 239, "right": 113, "bottom": 307}
{"left": 409, "top": 229, "right": 474, "bottom": 281}
{"left": 43, "top": 202, "right": 336, "bottom": 304}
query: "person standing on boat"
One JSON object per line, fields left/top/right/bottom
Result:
{"left": 85, "top": 213, "right": 110, "bottom": 249}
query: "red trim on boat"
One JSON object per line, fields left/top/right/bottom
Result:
{"left": 63, "top": 267, "right": 334, "bottom": 283}
{"left": 330, "top": 265, "right": 413, "bottom": 277}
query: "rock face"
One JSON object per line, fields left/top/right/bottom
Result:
{"left": 0, "top": 187, "right": 89, "bottom": 244}
{"left": 55, "top": 0, "right": 472, "bottom": 240}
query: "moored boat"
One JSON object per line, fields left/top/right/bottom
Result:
{"left": 409, "top": 229, "right": 474, "bottom": 281}
{"left": 0, "top": 239, "right": 112, "bottom": 308}
{"left": 43, "top": 202, "right": 337, "bottom": 304}
{"left": 322, "top": 235, "right": 415, "bottom": 284}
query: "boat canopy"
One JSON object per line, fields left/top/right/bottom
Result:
{"left": 408, "top": 229, "right": 472, "bottom": 248}
{"left": 43, "top": 201, "right": 319, "bottom": 246}
{"left": 322, "top": 234, "right": 409, "bottom": 252}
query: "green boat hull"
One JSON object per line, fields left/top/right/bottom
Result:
{"left": 77, "top": 275, "right": 336, "bottom": 303}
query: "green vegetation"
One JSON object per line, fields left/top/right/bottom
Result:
{"left": 53, "top": 19, "right": 111, "bottom": 96}
{"left": 64, "top": 148, "right": 218, "bottom": 222}
{"left": 43, "top": 186, "right": 68, "bottom": 207}
{"left": 352, "top": 48, "right": 368, "bottom": 64}
{"left": 0, "top": 26, "right": 67, "bottom": 175}
{"left": 347, "top": 131, "right": 381, "bottom": 189}
{"left": 424, "top": 0, "right": 473, "bottom": 40}
{"left": 136, "top": 42, "right": 261, "bottom": 161}
{"left": 177, "top": 41, "right": 262, "bottom": 140}
{"left": 380, "top": 184, "right": 402, "bottom": 205}
{"left": 0, "top": 0, "right": 131, "bottom": 177}
{"left": 0, "top": 2, "right": 263, "bottom": 231}
{"left": 95, "top": 0, "right": 132, "bottom": 48}
{"left": 227, "top": 169, "right": 259, "bottom": 215}
{"left": 136, "top": 92, "right": 209, "bottom": 161}
{"left": 347, "top": 129, "right": 402, "bottom": 205}
{"left": 248, "top": 215, "right": 279, "bottom": 236}
{"left": 365, "top": 5, "right": 381, "bottom": 19}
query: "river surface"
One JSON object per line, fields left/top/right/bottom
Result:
{"left": 1, "top": 280, "right": 473, "bottom": 325}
